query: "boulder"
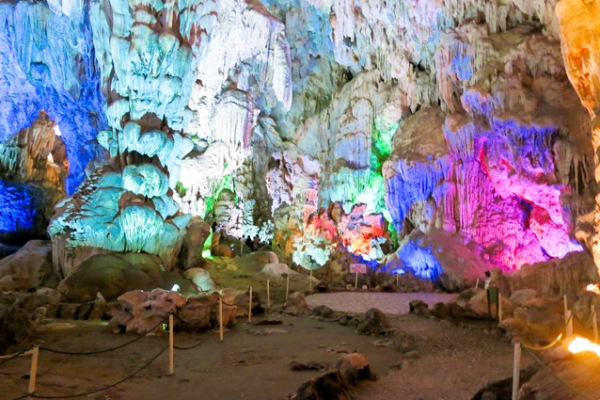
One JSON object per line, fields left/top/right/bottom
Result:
{"left": 0, "top": 304, "right": 36, "bottom": 354}
{"left": 0, "top": 240, "right": 54, "bottom": 291}
{"left": 59, "top": 253, "right": 164, "bottom": 302}
{"left": 261, "top": 263, "right": 298, "bottom": 281}
{"left": 409, "top": 299, "right": 430, "bottom": 316}
{"left": 283, "top": 292, "right": 310, "bottom": 315}
{"left": 179, "top": 216, "right": 211, "bottom": 269}
{"left": 184, "top": 268, "right": 215, "bottom": 292}
{"left": 113, "top": 288, "right": 187, "bottom": 333}
{"left": 509, "top": 289, "right": 538, "bottom": 306}
{"left": 356, "top": 308, "right": 392, "bottom": 336}
{"left": 291, "top": 353, "right": 375, "bottom": 400}
{"left": 111, "top": 289, "right": 236, "bottom": 334}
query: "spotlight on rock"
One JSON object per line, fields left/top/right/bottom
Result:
{"left": 586, "top": 284, "right": 600, "bottom": 295}
{"left": 568, "top": 337, "right": 600, "bottom": 358}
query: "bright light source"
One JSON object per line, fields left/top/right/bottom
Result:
{"left": 171, "top": 284, "right": 180, "bottom": 292}
{"left": 568, "top": 337, "right": 600, "bottom": 357}
{"left": 586, "top": 284, "right": 600, "bottom": 295}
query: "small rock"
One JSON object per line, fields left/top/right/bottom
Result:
{"left": 409, "top": 299, "right": 430, "bottom": 316}
{"left": 283, "top": 292, "right": 310, "bottom": 315}
{"left": 290, "top": 360, "right": 327, "bottom": 371}
{"left": 312, "top": 305, "right": 334, "bottom": 318}
{"left": 336, "top": 353, "right": 375, "bottom": 384}
{"left": 388, "top": 361, "right": 403, "bottom": 370}
{"left": 356, "top": 308, "right": 391, "bottom": 336}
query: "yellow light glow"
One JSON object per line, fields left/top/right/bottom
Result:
{"left": 568, "top": 337, "right": 600, "bottom": 357}
{"left": 586, "top": 284, "right": 600, "bottom": 295}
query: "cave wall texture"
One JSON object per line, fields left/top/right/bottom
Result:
{"left": 1, "top": 0, "right": 599, "bottom": 282}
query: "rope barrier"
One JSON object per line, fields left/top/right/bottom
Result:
{"left": 523, "top": 347, "right": 595, "bottom": 400}
{"left": 0, "top": 347, "right": 33, "bottom": 365}
{"left": 38, "top": 318, "right": 167, "bottom": 356}
{"left": 520, "top": 313, "right": 573, "bottom": 352}
{"left": 28, "top": 344, "right": 170, "bottom": 399}
{"left": 173, "top": 339, "right": 206, "bottom": 351}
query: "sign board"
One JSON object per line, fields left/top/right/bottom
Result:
{"left": 350, "top": 264, "right": 367, "bottom": 274}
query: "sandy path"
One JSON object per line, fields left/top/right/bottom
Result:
{"left": 306, "top": 292, "right": 457, "bottom": 314}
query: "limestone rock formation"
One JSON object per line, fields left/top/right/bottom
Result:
{"left": 556, "top": 0, "right": 600, "bottom": 276}
{"left": 0, "top": 240, "right": 55, "bottom": 291}
{"left": 1, "top": 0, "right": 599, "bottom": 290}
{"left": 111, "top": 289, "right": 236, "bottom": 333}
{"left": 0, "top": 113, "right": 68, "bottom": 241}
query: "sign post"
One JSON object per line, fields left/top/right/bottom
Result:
{"left": 350, "top": 264, "right": 367, "bottom": 289}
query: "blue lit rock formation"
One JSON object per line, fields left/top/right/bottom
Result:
{"left": 0, "top": 112, "right": 68, "bottom": 241}
{"left": 0, "top": 1, "right": 107, "bottom": 194}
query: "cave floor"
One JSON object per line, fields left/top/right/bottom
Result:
{"left": 0, "top": 292, "right": 528, "bottom": 400}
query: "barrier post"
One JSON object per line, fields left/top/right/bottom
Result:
{"left": 395, "top": 273, "right": 399, "bottom": 286}
{"left": 248, "top": 287, "right": 252, "bottom": 323}
{"left": 498, "top": 294, "right": 503, "bottom": 322}
{"left": 566, "top": 310, "right": 574, "bottom": 338}
{"left": 267, "top": 280, "right": 270, "bottom": 309}
{"left": 169, "top": 314, "right": 174, "bottom": 376}
{"left": 285, "top": 275, "right": 290, "bottom": 301}
{"left": 309, "top": 270, "right": 313, "bottom": 292}
{"left": 593, "top": 304, "right": 598, "bottom": 343}
{"left": 563, "top": 295, "right": 568, "bottom": 324}
{"left": 28, "top": 345, "right": 39, "bottom": 399}
{"left": 475, "top": 278, "right": 479, "bottom": 289}
{"left": 355, "top": 272, "right": 358, "bottom": 289}
{"left": 219, "top": 294, "right": 224, "bottom": 342}
{"left": 512, "top": 342, "right": 521, "bottom": 400}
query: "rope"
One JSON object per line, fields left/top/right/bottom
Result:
{"left": 523, "top": 347, "right": 595, "bottom": 400}
{"left": 173, "top": 336, "right": 208, "bottom": 351}
{"left": 0, "top": 347, "right": 33, "bottom": 365}
{"left": 39, "top": 318, "right": 167, "bottom": 356}
{"left": 9, "top": 394, "right": 30, "bottom": 400}
{"left": 29, "top": 345, "right": 169, "bottom": 399}
{"left": 520, "top": 313, "right": 573, "bottom": 352}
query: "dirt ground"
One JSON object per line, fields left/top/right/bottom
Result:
{"left": 1, "top": 300, "right": 525, "bottom": 400}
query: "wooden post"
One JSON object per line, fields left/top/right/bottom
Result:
{"left": 285, "top": 275, "right": 290, "bottom": 300}
{"left": 567, "top": 310, "right": 574, "bottom": 338}
{"left": 169, "top": 314, "right": 174, "bottom": 376}
{"left": 219, "top": 294, "right": 224, "bottom": 342}
{"left": 28, "top": 345, "right": 39, "bottom": 399}
{"left": 248, "top": 287, "right": 253, "bottom": 323}
{"left": 267, "top": 280, "right": 270, "bottom": 309}
{"left": 592, "top": 305, "right": 598, "bottom": 343}
{"left": 498, "top": 294, "right": 503, "bottom": 322}
{"left": 355, "top": 272, "right": 358, "bottom": 289}
{"left": 564, "top": 295, "right": 569, "bottom": 324}
{"left": 512, "top": 342, "right": 521, "bottom": 400}
{"left": 395, "top": 273, "right": 399, "bottom": 286}
{"left": 309, "top": 270, "right": 313, "bottom": 292}
{"left": 475, "top": 278, "right": 479, "bottom": 289}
